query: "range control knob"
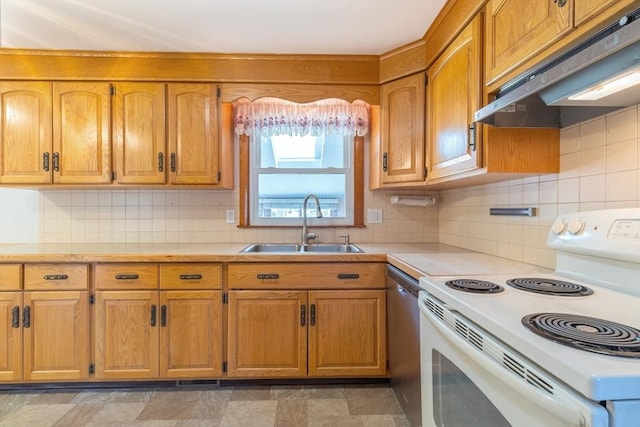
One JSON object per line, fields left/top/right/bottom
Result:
{"left": 551, "top": 220, "right": 566, "bottom": 235}
{"left": 567, "top": 220, "right": 586, "bottom": 235}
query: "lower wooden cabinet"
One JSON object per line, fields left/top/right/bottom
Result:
{"left": 94, "top": 263, "right": 223, "bottom": 380}
{"left": 227, "top": 289, "right": 387, "bottom": 378}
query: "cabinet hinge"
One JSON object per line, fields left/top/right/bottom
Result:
{"left": 424, "top": 167, "right": 428, "bottom": 179}
{"left": 111, "top": 171, "right": 116, "bottom": 181}
{"left": 216, "top": 86, "right": 221, "bottom": 98}
{"left": 217, "top": 171, "right": 221, "bottom": 181}
{"left": 222, "top": 361, "right": 227, "bottom": 373}
{"left": 222, "top": 292, "right": 228, "bottom": 304}
{"left": 89, "top": 293, "right": 95, "bottom": 305}
{"left": 110, "top": 85, "right": 115, "bottom": 96}
{"left": 89, "top": 363, "right": 95, "bottom": 375}
{"left": 424, "top": 73, "right": 428, "bottom": 85}
{"left": 386, "top": 360, "right": 389, "bottom": 370}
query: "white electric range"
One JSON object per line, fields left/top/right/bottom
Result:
{"left": 418, "top": 208, "right": 640, "bottom": 427}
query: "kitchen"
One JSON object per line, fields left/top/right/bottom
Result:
{"left": 1, "top": 0, "right": 640, "bottom": 426}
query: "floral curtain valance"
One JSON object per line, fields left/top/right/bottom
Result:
{"left": 233, "top": 97, "right": 370, "bottom": 138}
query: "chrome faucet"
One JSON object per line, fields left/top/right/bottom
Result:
{"left": 301, "top": 194, "right": 323, "bottom": 245}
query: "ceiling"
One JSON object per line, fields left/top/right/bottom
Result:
{"left": 0, "top": 0, "right": 448, "bottom": 55}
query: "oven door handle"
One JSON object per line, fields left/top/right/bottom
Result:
{"left": 419, "top": 296, "right": 590, "bottom": 427}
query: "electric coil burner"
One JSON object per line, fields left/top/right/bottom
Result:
{"left": 506, "top": 278, "right": 594, "bottom": 296}
{"left": 522, "top": 313, "right": 640, "bottom": 359}
{"left": 445, "top": 279, "right": 503, "bottom": 293}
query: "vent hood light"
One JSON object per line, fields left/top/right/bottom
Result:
{"left": 568, "top": 69, "right": 640, "bottom": 101}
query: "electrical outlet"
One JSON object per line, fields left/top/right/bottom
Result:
{"left": 225, "top": 209, "right": 235, "bottom": 224}
{"left": 367, "top": 208, "right": 383, "bottom": 224}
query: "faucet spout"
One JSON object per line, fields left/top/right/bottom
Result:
{"left": 301, "top": 194, "right": 322, "bottom": 245}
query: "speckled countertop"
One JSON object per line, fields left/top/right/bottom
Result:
{"left": 0, "top": 242, "right": 551, "bottom": 279}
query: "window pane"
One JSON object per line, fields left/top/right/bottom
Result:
{"left": 257, "top": 174, "right": 346, "bottom": 219}
{"left": 259, "top": 134, "right": 345, "bottom": 169}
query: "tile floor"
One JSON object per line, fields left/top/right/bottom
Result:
{"left": 0, "top": 383, "right": 410, "bottom": 426}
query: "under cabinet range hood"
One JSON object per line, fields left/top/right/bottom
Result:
{"left": 475, "top": 9, "right": 640, "bottom": 128}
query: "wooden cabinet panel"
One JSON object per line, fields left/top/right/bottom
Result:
{"left": 53, "top": 82, "right": 111, "bottom": 184}
{"left": 0, "top": 82, "right": 52, "bottom": 184}
{"left": 167, "top": 83, "right": 219, "bottom": 185}
{"left": 24, "top": 264, "right": 89, "bottom": 290}
{"left": 95, "top": 290, "right": 159, "bottom": 379}
{"left": 427, "top": 14, "right": 482, "bottom": 181}
{"left": 95, "top": 263, "right": 158, "bottom": 290}
{"left": 0, "top": 264, "right": 22, "bottom": 291}
{"left": 159, "top": 263, "right": 222, "bottom": 290}
{"left": 227, "top": 263, "right": 386, "bottom": 290}
{"left": 159, "top": 291, "right": 222, "bottom": 378}
{"left": 23, "top": 291, "right": 90, "bottom": 381}
{"left": 308, "top": 290, "right": 386, "bottom": 377}
{"left": 486, "top": 0, "right": 572, "bottom": 85}
{"left": 227, "top": 290, "right": 307, "bottom": 378}
{"left": 0, "top": 292, "right": 21, "bottom": 381}
{"left": 574, "top": 0, "right": 618, "bottom": 26}
{"left": 379, "top": 73, "right": 426, "bottom": 184}
{"left": 112, "top": 82, "right": 166, "bottom": 184}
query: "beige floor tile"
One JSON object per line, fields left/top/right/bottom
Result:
{"left": 274, "top": 399, "right": 307, "bottom": 427}
{"left": 229, "top": 386, "right": 272, "bottom": 401}
{"left": 88, "top": 402, "right": 146, "bottom": 423}
{"left": 0, "top": 403, "right": 75, "bottom": 427}
{"left": 270, "top": 385, "right": 344, "bottom": 400}
{"left": 219, "top": 400, "right": 278, "bottom": 427}
{"left": 307, "top": 399, "right": 349, "bottom": 418}
{"left": 308, "top": 415, "right": 365, "bottom": 427}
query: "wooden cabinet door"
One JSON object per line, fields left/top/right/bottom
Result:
{"left": 95, "top": 291, "right": 159, "bottom": 379}
{"left": 380, "top": 73, "right": 426, "bottom": 185}
{"left": 22, "top": 291, "right": 90, "bottom": 381}
{"left": 574, "top": 0, "right": 617, "bottom": 26}
{"left": 0, "top": 82, "right": 52, "bottom": 184}
{"left": 112, "top": 83, "right": 166, "bottom": 184}
{"left": 167, "top": 83, "right": 219, "bottom": 185}
{"left": 159, "top": 290, "right": 222, "bottom": 378}
{"left": 53, "top": 82, "right": 111, "bottom": 184}
{"left": 486, "top": 0, "right": 572, "bottom": 84}
{"left": 308, "top": 290, "right": 387, "bottom": 377}
{"left": 227, "top": 290, "right": 307, "bottom": 377}
{"left": 427, "top": 14, "right": 482, "bottom": 182}
{"left": 0, "top": 292, "right": 22, "bottom": 381}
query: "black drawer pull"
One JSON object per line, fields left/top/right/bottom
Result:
{"left": 44, "top": 274, "right": 69, "bottom": 280}
{"left": 115, "top": 274, "right": 139, "bottom": 280}
{"left": 161, "top": 305, "right": 167, "bottom": 327}
{"left": 43, "top": 152, "right": 50, "bottom": 171}
{"left": 23, "top": 306, "right": 30, "bottom": 328}
{"left": 310, "top": 304, "right": 316, "bottom": 326}
{"left": 150, "top": 304, "right": 157, "bottom": 327}
{"left": 179, "top": 274, "right": 203, "bottom": 280}
{"left": 12, "top": 306, "right": 20, "bottom": 328}
{"left": 337, "top": 273, "right": 360, "bottom": 279}
{"left": 300, "top": 305, "right": 306, "bottom": 327}
{"left": 257, "top": 274, "right": 279, "bottom": 280}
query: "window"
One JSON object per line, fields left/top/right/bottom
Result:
{"left": 233, "top": 97, "right": 368, "bottom": 228}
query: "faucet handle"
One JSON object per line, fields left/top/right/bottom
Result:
{"left": 339, "top": 234, "right": 350, "bottom": 245}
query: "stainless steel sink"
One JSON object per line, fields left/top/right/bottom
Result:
{"left": 240, "top": 243, "right": 363, "bottom": 253}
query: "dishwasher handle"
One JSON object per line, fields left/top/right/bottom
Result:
{"left": 387, "top": 265, "right": 420, "bottom": 298}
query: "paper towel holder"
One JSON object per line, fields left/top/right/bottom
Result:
{"left": 390, "top": 195, "right": 436, "bottom": 206}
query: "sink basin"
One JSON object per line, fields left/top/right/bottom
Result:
{"left": 240, "top": 243, "right": 363, "bottom": 253}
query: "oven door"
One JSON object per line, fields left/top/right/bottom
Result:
{"left": 418, "top": 291, "right": 609, "bottom": 427}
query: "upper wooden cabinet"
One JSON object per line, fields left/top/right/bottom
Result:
{"left": 379, "top": 73, "right": 426, "bottom": 185}
{"left": 168, "top": 84, "right": 220, "bottom": 185}
{"left": 427, "top": 14, "right": 482, "bottom": 181}
{"left": 112, "top": 83, "right": 166, "bottom": 184}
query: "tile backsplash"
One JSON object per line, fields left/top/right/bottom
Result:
{"left": 438, "top": 105, "right": 639, "bottom": 269}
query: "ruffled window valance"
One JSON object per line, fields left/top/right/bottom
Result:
{"left": 233, "top": 97, "right": 370, "bottom": 138}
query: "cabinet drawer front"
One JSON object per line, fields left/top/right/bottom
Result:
{"left": 24, "top": 264, "right": 89, "bottom": 290}
{"left": 228, "top": 263, "right": 386, "bottom": 289}
{"left": 0, "top": 264, "right": 22, "bottom": 290}
{"left": 159, "top": 263, "right": 222, "bottom": 289}
{"left": 95, "top": 264, "right": 158, "bottom": 290}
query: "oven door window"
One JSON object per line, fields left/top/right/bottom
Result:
{"left": 433, "top": 349, "right": 510, "bottom": 426}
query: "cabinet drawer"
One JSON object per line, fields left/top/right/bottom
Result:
{"left": 228, "top": 263, "right": 386, "bottom": 290}
{"left": 160, "top": 263, "right": 222, "bottom": 289}
{"left": 95, "top": 263, "right": 158, "bottom": 290}
{"left": 0, "top": 264, "right": 22, "bottom": 291}
{"left": 24, "top": 264, "right": 89, "bottom": 290}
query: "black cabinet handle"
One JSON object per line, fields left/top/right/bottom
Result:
{"left": 150, "top": 304, "right": 157, "bottom": 327}
{"left": 115, "top": 274, "right": 139, "bottom": 280}
{"left": 179, "top": 274, "right": 203, "bottom": 280}
{"left": 44, "top": 274, "right": 68, "bottom": 280}
{"left": 52, "top": 152, "right": 60, "bottom": 172}
{"left": 382, "top": 152, "right": 388, "bottom": 172}
{"left": 310, "top": 304, "right": 316, "bottom": 326}
{"left": 300, "top": 304, "right": 306, "bottom": 327}
{"left": 158, "top": 152, "right": 164, "bottom": 172}
{"left": 170, "top": 153, "right": 176, "bottom": 172}
{"left": 554, "top": 0, "right": 567, "bottom": 7}
{"left": 23, "top": 306, "right": 30, "bottom": 328}
{"left": 257, "top": 274, "right": 279, "bottom": 280}
{"left": 12, "top": 306, "right": 19, "bottom": 328}
{"left": 337, "top": 273, "right": 360, "bottom": 280}
{"left": 468, "top": 122, "right": 477, "bottom": 152}
{"left": 43, "top": 152, "right": 50, "bottom": 171}
{"left": 161, "top": 305, "right": 167, "bottom": 327}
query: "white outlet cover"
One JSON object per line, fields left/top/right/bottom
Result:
{"left": 225, "top": 209, "right": 235, "bottom": 224}
{"left": 367, "top": 208, "right": 383, "bottom": 224}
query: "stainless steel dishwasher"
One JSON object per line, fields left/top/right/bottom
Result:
{"left": 387, "top": 264, "right": 422, "bottom": 427}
